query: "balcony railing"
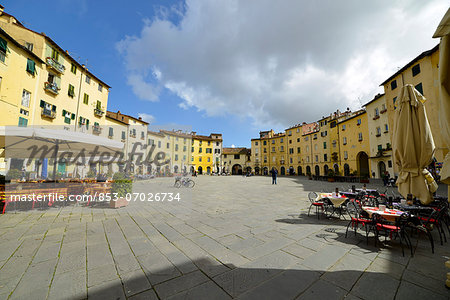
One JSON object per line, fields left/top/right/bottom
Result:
{"left": 41, "top": 108, "right": 56, "bottom": 119}
{"left": 44, "top": 82, "right": 60, "bottom": 94}
{"left": 46, "top": 57, "right": 65, "bottom": 74}
{"left": 93, "top": 126, "right": 102, "bottom": 135}
{"left": 94, "top": 108, "right": 105, "bottom": 117}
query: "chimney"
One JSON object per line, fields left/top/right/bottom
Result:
{"left": 138, "top": 117, "right": 142, "bottom": 120}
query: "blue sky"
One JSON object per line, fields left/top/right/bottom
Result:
{"left": 2, "top": 0, "right": 446, "bottom": 147}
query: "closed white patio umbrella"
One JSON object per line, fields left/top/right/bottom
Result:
{"left": 392, "top": 85, "right": 437, "bottom": 204}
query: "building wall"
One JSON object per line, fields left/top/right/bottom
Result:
{"left": 191, "top": 138, "right": 214, "bottom": 174}
{"left": 365, "top": 94, "right": 394, "bottom": 178}
{"left": 222, "top": 151, "right": 251, "bottom": 174}
{"left": 383, "top": 46, "right": 446, "bottom": 166}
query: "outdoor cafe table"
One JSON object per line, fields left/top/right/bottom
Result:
{"left": 393, "top": 203, "right": 434, "bottom": 214}
{"left": 362, "top": 206, "right": 405, "bottom": 222}
{"left": 316, "top": 193, "right": 348, "bottom": 219}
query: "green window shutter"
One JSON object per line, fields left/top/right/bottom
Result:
{"left": 94, "top": 122, "right": 99, "bottom": 126}
{"left": 26, "top": 59, "right": 36, "bottom": 75}
{"left": 121, "top": 131, "right": 125, "bottom": 140}
{"left": 0, "top": 37, "right": 9, "bottom": 53}
{"left": 52, "top": 105, "right": 56, "bottom": 112}
{"left": 79, "top": 117, "right": 83, "bottom": 125}
{"left": 64, "top": 117, "right": 70, "bottom": 124}
{"left": 86, "top": 119, "right": 89, "bottom": 128}
{"left": 71, "top": 113, "right": 75, "bottom": 120}
{"left": 62, "top": 109, "right": 66, "bottom": 116}
{"left": 109, "top": 127, "right": 113, "bottom": 136}
{"left": 40, "top": 100, "right": 45, "bottom": 108}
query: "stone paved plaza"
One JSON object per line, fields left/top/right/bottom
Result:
{"left": 0, "top": 176, "right": 449, "bottom": 299}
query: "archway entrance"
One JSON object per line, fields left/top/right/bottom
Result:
{"left": 324, "top": 165, "right": 329, "bottom": 175}
{"left": 314, "top": 165, "right": 320, "bottom": 176}
{"left": 246, "top": 166, "right": 252, "bottom": 174}
{"left": 174, "top": 165, "right": 179, "bottom": 173}
{"left": 198, "top": 166, "right": 203, "bottom": 175}
{"left": 334, "top": 164, "right": 339, "bottom": 175}
{"left": 255, "top": 167, "right": 260, "bottom": 175}
{"left": 206, "top": 166, "right": 211, "bottom": 174}
{"left": 357, "top": 152, "right": 369, "bottom": 177}
{"left": 280, "top": 166, "right": 285, "bottom": 175}
{"left": 289, "top": 166, "right": 294, "bottom": 175}
{"left": 306, "top": 166, "right": 311, "bottom": 175}
{"left": 263, "top": 167, "right": 268, "bottom": 175}
{"left": 190, "top": 166, "right": 195, "bottom": 174}
{"left": 344, "top": 163, "right": 350, "bottom": 176}
{"left": 232, "top": 164, "right": 242, "bottom": 175}
{"left": 297, "top": 166, "right": 302, "bottom": 176}
{"left": 378, "top": 161, "right": 386, "bottom": 178}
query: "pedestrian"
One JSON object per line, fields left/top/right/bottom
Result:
{"left": 271, "top": 167, "right": 278, "bottom": 185}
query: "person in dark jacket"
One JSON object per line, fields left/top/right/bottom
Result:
{"left": 271, "top": 167, "right": 278, "bottom": 185}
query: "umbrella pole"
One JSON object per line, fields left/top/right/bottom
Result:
{"left": 53, "top": 143, "right": 59, "bottom": 181}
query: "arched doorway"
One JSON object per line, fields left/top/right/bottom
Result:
{"left": 206, "top": 166, "right": 211, "bottom": 174}
{"left": 147, "top": 165, "right": 152, "bottom": 174}
{"left": 255, "top": 167, "right": 260, "bottom": 175}
{"left": 378, "top": 161, "right": 386, "bottom": 178}
{"left": 297, "top": 166, "right": 302, "bottom": 176}
{"left": 246, "top": 166, "right": 252, "bottom": 174}
{"left": 324, "top": 165, "right": 329, "bottom": 175}
{"left": 232, "top": 164, "right": 242, "bottom": 175}
{"left": 357, "top": 152, "right": 369, "bottom": 177}
{"left": 173, "top": 165, "right": 179, "bottom": 173}
{"left": 334, "top": 164, "right": 339, "bottom": 175}
{"left": 344, "top": 163, "right": 350, "bottom": 176}
{"left": 198, "top": 166, "right": 203, "bottom": 175}
{"left": 289, "top": 166, "right": 294, "bottom": 175}
{"left": 315, "top": 165, "right": 320, "bottom": 176}
{"left": 190, "top": 166, "right": 195, "bottom": 174}
{"left": 306, "top": 165, "right": 311, "bottom": 175}
{"left": 263, "top": 167, "right": 268, "bottom": 175}
{"left": 280, "top": 166, "right": 285, "bottom": 175}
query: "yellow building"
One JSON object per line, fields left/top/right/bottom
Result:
{"left": 337, "top": 110, "right": 371, "bottom": 177}
{"left": 0, "top": 9, "right": 110, "bottom": 132}
{"left": 191, "top": 133, "right": 222, "bottom": 174}
{"left": 251, "top": 130, "right": 287, "bottom": 175}
{"left": 363, "top": 93, "right": 394, "bottom": 178}
{"left": 381, "top": 44, "right": 447, "bottom": 169}
{"left": 160, "top": 130, "right": 192, "bottom": 175}
{"left": 222, "top": 148, "right": 251, "bottom": 175}
{"left": 285, "top": 124, "right": 304, "bottom": 175}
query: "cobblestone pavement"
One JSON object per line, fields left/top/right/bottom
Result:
{"left": 0, "top": 176, "right": 449, "bottom": 299}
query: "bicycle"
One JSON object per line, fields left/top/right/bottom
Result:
{"left": 174, "top": 177, "right": 195, "bottom": 188}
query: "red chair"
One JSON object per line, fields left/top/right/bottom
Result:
{"left": 308, "top": 192, "right": 326, "bottom": 219}
{"left": 345, "top": 200, "right": 372, "bottom": 244}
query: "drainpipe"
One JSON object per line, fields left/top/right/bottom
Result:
{"left": 74, "top": 70, "right": 83, "bottom": 132}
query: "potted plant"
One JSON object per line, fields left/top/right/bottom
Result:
{"left": 110, "top": 172, "right": 132, "bottom": 208}
{"left": 327, "top": 169, "right": 335, "bottom": 182}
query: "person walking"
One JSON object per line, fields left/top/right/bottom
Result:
{"left": 271, "top": 167, "right": 278, "bottom": 185}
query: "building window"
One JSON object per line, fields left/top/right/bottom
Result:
{"left": 412, "top": 64, "right": 420, "bottom": 77}
{"left": 324, "top": 154, "right": 327, "bottom": 161}
{"left": 415, "top": 83, "right": 423, "bottom": 95}
{"left": 158, "top": 141, "right": 161, "bottom": 148}
{"left": 175, "top": 144, "right": 179, "bottom": 151}
{"left": 199, "top": 157, "right": 202, "bottom": 162}
{"left": 206, "top": 148, "right": 212, "bottom": 153}
{"left": 192, "top": 147, "right": 194, "bottom": 152}
{"left": 191, "top": 157, "right": 194, "bottom": 162}
{"left": 263, "top": 141, "right": 267, "bottom": 145}
{"left": 183, "top": 146, "right": 187, "bottom": 152}
{"left": 199, "top": 147, "right": 202, "bottom": 153}
{"left": 0, "top": 37, "right": 8, "bottom": 63}
{"left": 280, "top": 138, "right": 284, "bottom": 143}
{"left": 344, "top": 151, "right": 348, "bottom": 159}
{"left": 71, "top": 63, "right": 77, "bottom": 74}
{"left": 358, "top": 133, "right": 363, "bottom": 141}
{"left": 388, "top": 160, "right": 392, "bottom": 168}
{"left": 290, "top": 157, "right": 293, "bottom": 164}
{"left": 342, "top": 124, "right": 346, "bottom": 131}
{"left": 343, "top": 137, "right": 347, "bottom": 145}
{"left": 20, "top": 108, "right": 29, "bottom": 116}
{"left": 21, "top": 89, "right": 31, "bottom": 107}
{"left": 207, "top": 157, "right": 210, "bottom": 162}
{"left": 315, "top": 155, "right": 318, "bottom": 162}
{"left": 68, "top": 84, "right": 75, "bottom": 97}
{"left": 376, "top": 127, "right": 381, "bottom": 136}
{"left": 175, "top": 154, "right": 178, "bottom": 161}
{"left": 25, "top": 42, "right": 33, "bottom": 51}
{"left": 374, "top": 108, "right": 379, "bottom": 116}
{"left": 305, "top": 137, "right": 309, "bottom": 141}
{"left": 297, "top": 138, "right": 300, "bottom": 142}
{"left": 167, "top": 143, "right": 170, "bottom": 149}
{"left": 273, "top": 156, "right": 276, "bottom": 162}
{"left": 357, "top": 119, "right": 361, "bottom": 125}
{"left": 83, "top": 93, "right": 89, "bottom": 104}
{"left": 26, "top": 59, "right": 36, "bottom": 75}
{"left": 234, "top": 154, "right": 240, "bottom": 159}
{"left": 51, "top": 47, "right": 59, "bottom": 60}
{"left": 18, "top": 117, "right": 28, "bottom": 127}
{"left": 272, "top": 140, "right": 275, "bottom": 144}
{"left": 306, "top": 145, "right": 309, "bottom": 152}
{"left": 280, "top": 146, "right": 284, "bottom": 151}
{"left": 272, "top": 147, "right": 275, "bottom": 152}
{"left": 98, "top": 84, "right": 103, "bottom": 92}
{"left": 264, "top": 148, "right": 267, "bottom": 153}
{"left": 255, "top": 141, "right": 258, "bottom": 146}
{"left": 121, "top": 131, "right": 126, "bottom": 140}
{"left": 384, "top": 124, "right": 389, "bottom": 132}
{"left": 109, "top": 127, "right": 114, "bottom": 137}
{"left": 323, "top": 142, "right": 327, "bottom": 149}
{"left": 297, "top": 147, "right": 301, "bottom": 153}
{"left": 391, "top": 80, "right": 397, "bottom": 90}
{"left": 85, "top": 75, "right": 91, "bottom": 84}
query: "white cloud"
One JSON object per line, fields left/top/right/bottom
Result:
{"left": 138, "top": 113, "right": 155, "bottom": 124}
{"left": 119, "top": 0, "right": 447, "bottom": 128}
